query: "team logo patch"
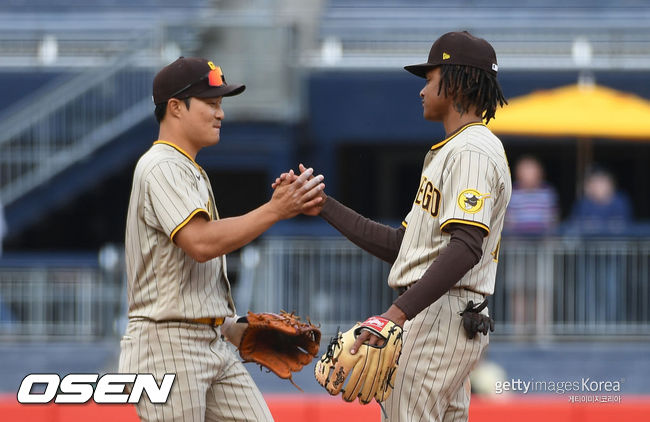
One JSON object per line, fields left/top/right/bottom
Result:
{"left": 457, "top": 189, "right": 490, "bottom": 214}
{"left": 442, "top": 52, "right": 451, "bottom": 60}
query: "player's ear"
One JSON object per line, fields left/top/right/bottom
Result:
{"left": 167, "top": 98, "right": 185, "bottom": 119}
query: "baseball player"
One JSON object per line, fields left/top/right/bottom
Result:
{"left": 118, "top": 57, "right": 325, "bottom": 422}
{"left": 277, "top": 31, "right": 510, "bottom": 421}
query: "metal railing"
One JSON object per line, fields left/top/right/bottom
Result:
{"left": 0, "top": 35, "right": 159, "bottom": 205}
{"left": 0, "top": 11, "right": 206, "bottom": 206}
{"left": 0, "top": 257, "right": 123, "bottom": 339}
{"left": 0, "top": 10, "right": 204, "bottom": 68}
{"left": 240, "top": 237, "right": 650, "bottom": 339}
{"left": 0, "top": 237, "right": 647, "bottom": 341}
{"left": 235, "top": 238, "right": 395, "bottom": 335}
{"left": 0, "top": 11, "right": 302, "bottom": 207}
{"left": 307, "top": 1, "right": 650, "bottom": 70}
{"left": 492, "top": 238, "right": 650, "bottom": 338}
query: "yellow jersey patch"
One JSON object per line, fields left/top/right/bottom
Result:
{"left": 457, "top": 189, "right": 490, "bottom": 214}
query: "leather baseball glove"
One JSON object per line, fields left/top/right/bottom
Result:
{"left": 237, "top": 311, "right": 321, "bottom": 389}
{"left": 314, "top": 316, "right": 403, "bottom": 404}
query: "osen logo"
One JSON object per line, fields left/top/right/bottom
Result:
{"left": 17, "top": 373, "right": 175, "bottom": 404}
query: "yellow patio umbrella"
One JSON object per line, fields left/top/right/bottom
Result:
{"left": 488, "top": 83, "right": 650, "bottom": 139}
{"left": 487, "top": 83, "right": 650, "bottom": 194}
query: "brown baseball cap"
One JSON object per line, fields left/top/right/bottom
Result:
{"left": 404, "top": 31, "right": 498, "bottom": 78}
{"left": 153, "top": 57, "right": 245, "bottom": 105}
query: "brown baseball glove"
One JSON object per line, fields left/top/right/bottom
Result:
{"left": 238, "top": 311, "right": 321, "bottom": 389}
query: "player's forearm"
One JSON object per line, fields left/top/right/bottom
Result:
{"left": 320, "top": 197, "right": 405, "bottom": 263}
{"left": 393, "top": 224, "right": 484, "bottom": 320}
{"left": 181, "top": 203, "right": 281, "bottom": 261}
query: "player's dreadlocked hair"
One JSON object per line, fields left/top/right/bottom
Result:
{"left": 438, "top": 64, "right": 507, "bottom": 124}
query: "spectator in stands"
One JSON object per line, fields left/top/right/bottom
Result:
{"left": 565, "top": 166, "right": 632, "bottom": 322}
{"left": 503, "top": 156, "right": 557, "bottom": 329}
{"left": 565, "top": 167, "right": 633, "bottom": 236}
{"left": 504, "top": 155, "right": 559, "bottom": 236}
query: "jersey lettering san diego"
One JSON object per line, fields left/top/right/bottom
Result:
{"left": 414, "top": 176, "right": 442, "bottom": 217}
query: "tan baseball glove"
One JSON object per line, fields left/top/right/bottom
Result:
{"left": 314, "top": 316, "right": 403, "bottom": 404}
{"left": 237, "top": 311, "right": 321, "bottom": 389}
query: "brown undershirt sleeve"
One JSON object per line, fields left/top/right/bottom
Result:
{"left": 392, "top": 223, "right": 486, "bottom": 320}
{"left": 319, "top": 196, "right": 405, "bottom": 264}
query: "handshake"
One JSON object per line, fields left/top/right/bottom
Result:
{"left": 269, "top": 164, "right": 327, "bottom": 219}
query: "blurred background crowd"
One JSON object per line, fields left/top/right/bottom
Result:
{"left": 0, "top": 0, "right": 649, "bottom": 403}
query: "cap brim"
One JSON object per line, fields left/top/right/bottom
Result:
{"left": 404, "top": 63, "right": 438, "bottom": 78}
{"left": 195, "top": 83, "right": 246, "bottom": 99}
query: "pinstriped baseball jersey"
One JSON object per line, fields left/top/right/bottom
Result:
{"left": 387, "top": 122, "right": 511, "bottom": 295}
{"left": 124, "top": 140, "right": 235, "bottom": 321}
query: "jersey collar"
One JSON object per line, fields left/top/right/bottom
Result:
{"left": 430, "top": 122, "right": 486, "bottom": 151}
{"left": 153, "top": 140, "right": 202, "bottom": 170}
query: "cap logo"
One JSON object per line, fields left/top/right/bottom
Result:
{"left": 208, "top": 66, "right": 224, "bottom": 87}
{"left": 492, "top": 63, "right": 499, "bottom": 72}
{"left": 207, "top": 61, "right": 216, "bottom": 70}
{"left": 442, "top": 52, "right": 451, "bottom": 60}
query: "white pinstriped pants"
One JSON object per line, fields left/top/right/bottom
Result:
{"left": 384, "top": 288, "right": 489, "bottom": 422}
{"left": 119, "top": 319, "right": 273, "bottom": 422}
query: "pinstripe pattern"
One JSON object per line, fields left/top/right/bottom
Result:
{"left": 384, "top": 123, "right": 510, "bottom": 421}
{"left": 383, "top": 289, "right": 488, "bottom": 422}
{"left": 387, "top": 123, "right": 511, "bottom": 295}
{"left": 119, "top": 319, "right": 272, "bottom": 422}
{"left": 120, "top": 142, "right": 269, "bottom": 421}
{"left": 125, "top": 142, "right": 235, "bottom": 321}
{"left": 441, "top": 378, "right": 471, "bottom": 422}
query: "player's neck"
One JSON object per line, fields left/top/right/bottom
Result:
{"left": 157, "top": 126, "right": 199, "bottom": 159}
{"left": 442, "top": 107, "right": 482, "bottom": 137}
